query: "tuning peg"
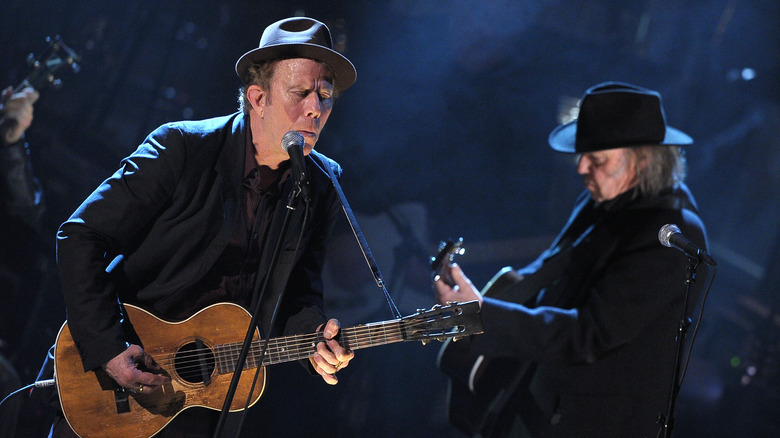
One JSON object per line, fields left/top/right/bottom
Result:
{"left": 25, "top": 53, "right": 39, "bottom": 68}
{"left": 48, "top": 76, "right": 62, "bottom": 89}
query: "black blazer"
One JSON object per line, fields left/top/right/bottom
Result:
{"left": 471, "top": 184, "right": 708, "bottom": 437}
{"left": 57, "top": 112, "right": 342, "bottom": 371}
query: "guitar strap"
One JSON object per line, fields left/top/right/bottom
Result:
{"left": 324, "top": 163, "right": 401, "bottom": 319}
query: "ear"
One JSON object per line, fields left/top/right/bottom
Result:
{"left": 246, "top": 85, "right": 266, "bottom": 116}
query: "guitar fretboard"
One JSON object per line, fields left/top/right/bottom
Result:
{"left": 214, "top": 319, "right": 406, "bottom": 374}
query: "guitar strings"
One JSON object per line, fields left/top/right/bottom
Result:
{"left": 151, "top": 319, "right": 405, "bottom": 364}
{"left": 151, "top": 326, "right": 405, "bottom": 375}
{"left": 147, "top": 314, "right": 439, "bottom": 370}
{"left": 150, "top": 324, "right": 404, "bottom": 366}
{"left": 146, "top": 319, "right": 439, "bottom": 374}
{"left": 148, "top": 314, "right": 449, "bottom": 376}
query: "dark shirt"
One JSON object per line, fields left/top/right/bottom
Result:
{"left": 168, "top": 136, "right": 291, "bottom": 320}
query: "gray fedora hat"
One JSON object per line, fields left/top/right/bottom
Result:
{"left": 235, "top": 17, "right": 357, "bottom": 91}
{"left": 548, "top": 82, "right": 692, "bottom": 154}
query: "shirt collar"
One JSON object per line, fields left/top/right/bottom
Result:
{"left": 243, "top": 128, "right": 291, "bottom": 190}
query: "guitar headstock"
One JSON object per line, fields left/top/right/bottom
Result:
{"left": 400, "top": 300, "right": 483, "bottom": 345}
{"left": 430, "top": 237, "right": 465, "bottom": 286}
{"left": 17, "top": 35, "right": 81, "bottom": 92}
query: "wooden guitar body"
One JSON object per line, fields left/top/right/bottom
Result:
{"left": 54, "top": 303, "right": 264, "bottom": 438}
{"left": 55, "top": 299, "right": 482, "bottom": 437}
{"left": 54, "top": 240, "right": 482, "bottom": 437}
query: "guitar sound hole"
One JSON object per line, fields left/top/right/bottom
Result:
{"left": 174, "top": 340, "right": 216, "bottom": 384}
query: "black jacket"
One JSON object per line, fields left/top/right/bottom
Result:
{"left": 57, "top": 112, "right": 342, "bottom": 371}
{"left": 471, "top": 184, "right": 708, "bottom": 437}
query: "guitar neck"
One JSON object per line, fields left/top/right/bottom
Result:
{"left": 215, "top": 319, "right": 406, "bottom": 373}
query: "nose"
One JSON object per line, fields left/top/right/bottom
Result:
{"left": 304, "top": 93, "right": 322, "bottom": 119}
{"left": 576, "top": 155, "right": 590, "bottom": 175}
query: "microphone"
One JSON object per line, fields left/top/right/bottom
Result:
{"left": 658, "top": 224, "right": 716, "bottom": 266}
{"left": 281, "top": 131, "right": 310, "bottom": 199}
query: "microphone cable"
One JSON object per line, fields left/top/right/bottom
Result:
{"left": 0, "top": 378, "right": 55, "bottom": 407}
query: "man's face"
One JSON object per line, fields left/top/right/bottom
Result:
{"left": 251, "top": 58, "right": 335, "bottom": 166}
{"left": 576, "top": 147, "right": 639, "bottom": 203}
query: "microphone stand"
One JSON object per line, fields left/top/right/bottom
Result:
{"left": 212, "top": 182, "right": 307, "bottom": 438}
{"left": 660, "top": 257, "right": 698, "bottom": 438}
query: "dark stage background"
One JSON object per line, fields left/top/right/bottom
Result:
{"left": 2, "top": 0, "right": 779, "bottom": 436}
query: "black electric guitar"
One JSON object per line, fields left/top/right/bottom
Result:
{"left": 437, "top": 255, "right": 543, "bottom": 437}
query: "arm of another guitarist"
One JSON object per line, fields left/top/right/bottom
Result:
{"left": 1, "top": 86, "right": 39, "bottom": 144}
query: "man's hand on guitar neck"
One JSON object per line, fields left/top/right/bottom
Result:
{"left": 434, "top": 263, "right": 483, "bottom": 307}
{"left": 103, "top": 344, "right": 171, "bottom": 393}
{"left": 309, "top": 318, "right": 354, "bottom": 385}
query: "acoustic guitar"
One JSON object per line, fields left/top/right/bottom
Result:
{"left": 54, "top": 300, "right": 482, "bottom": 437}
{"left": 437, "top": 263, "right": 541, "bottom": 437}
{"left": 54, "top": 242, "right": 482, "bottom": 438}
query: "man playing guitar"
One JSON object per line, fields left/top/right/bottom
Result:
{"left": 434, "top": 82, "right": 710, "bottom": 438}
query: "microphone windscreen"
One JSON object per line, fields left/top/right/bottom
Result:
{"left": 658, "top": 223, "right": 680, "bottom": 247}
{"left": 281, "top": 131, "right": 305, "bottom": 154}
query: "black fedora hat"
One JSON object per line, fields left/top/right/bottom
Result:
{"left": 548, "top": 82, "right": 692, "bottom": 154}
{"left": 235, "top": 17, "right": 357, "bottom": 91}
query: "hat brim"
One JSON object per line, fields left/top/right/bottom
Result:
{"left": 235, "top": 43, "right": 357, "bottom": 92}
{"left": 548, "top": 121, "right": 693, "bottom": 154}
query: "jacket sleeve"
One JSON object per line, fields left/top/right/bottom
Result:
{"left": 470, "top": 208, "right": 707, "bottom": 365}
{"left": 0, "top": 138, "right": 45, "bottom": 229}
{"left": 57, "top": 124, "right": 186, "bottom": 371}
